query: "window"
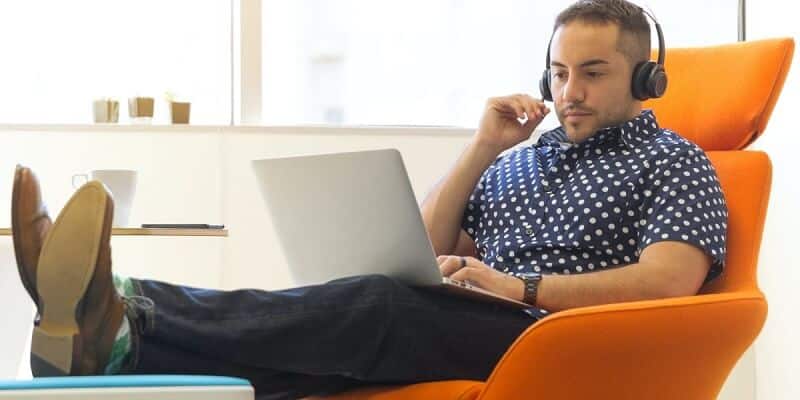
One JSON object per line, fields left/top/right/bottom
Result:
{"left": 0, "top": 1, "right": 738, "bottom": 126}
{"left": 0, "top": 0, "right": 231, "bottom": 124}
{"left": 260, "top": 0, "right": 738, "bottom": 127}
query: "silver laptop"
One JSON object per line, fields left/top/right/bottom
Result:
{"left": 252, "top": 148, "right": 529, "bottom": 309}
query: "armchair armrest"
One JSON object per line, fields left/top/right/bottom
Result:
{"left": 478, "top": 291, "right": 767, "bottom": 400}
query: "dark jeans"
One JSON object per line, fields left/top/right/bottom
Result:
{"left": 122, "top": 274, "right": 538, "bottom": 399}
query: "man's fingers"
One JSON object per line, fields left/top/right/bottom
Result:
{"left": 448, "top": 266, "right": 473, "bottom": 283}
{"left": 438, "top": 255, "right": 480, "bottom": 277}
{"left": 438, "top": 255, "right": 465, "bottom": 277}
{"left": 449, "top": 266, "right": 488, "bottom": 288}
{"left": 495, "top": 97, "right": 526, "bottom": 120}
{"left": 490, "top": 94, "right": 549, "bottom": 122}
{"left": 521, "top": 94, "right": 548, "bottom": 120}
{"left": 538, "top": 101, "right": 550, "bottom": 115}
{"left": 522, "top": 102, "right": 538, "bottom": 121}
{"left": 462, "top": 256, "right": 481, "bottom": 266}
{"left": 517, "top": 95, "right": 540, "bottom": 120}
{"left": 510, "top": 98, "right": 529, "bottom": 120}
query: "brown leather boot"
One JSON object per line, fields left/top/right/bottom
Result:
{"left": 11, "top": 165, "right": 53, "bottom": 307}
{"left": 30, "top": 180, "right": 125, "bottom": 376}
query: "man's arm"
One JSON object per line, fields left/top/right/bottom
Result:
{"left": 528, "top": 145, "right": 728, "bottom": 312}
{"left": 441, "top": 240, "right": 712, "bottom": 312}
{"left": 420, "top": 95, "right": 550, "bottom": 256}
{"left": 534, "top": 241, "right": 711, "bottom": 312}
{"left": 420, "top": 143, "right": 500, "bottom": 257}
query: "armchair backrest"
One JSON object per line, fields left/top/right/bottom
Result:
{"left": 644, "top": 38, "right": 794, "bottom": 294}
{"left": 645, "top": 38, "right": 793, "bottom": 151}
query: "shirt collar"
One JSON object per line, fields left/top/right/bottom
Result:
{"left": 538, "top": 127, "right": 570, "bottom": 147}
{"left": 617, "top": 109, "right": 661, "bottom": 148}
{"left": 538, "top": 109, "right": 661, "bottom": 150}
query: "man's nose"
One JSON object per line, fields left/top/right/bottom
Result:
{"left": 560, "top": 76, "right": 585, "bottom": 103}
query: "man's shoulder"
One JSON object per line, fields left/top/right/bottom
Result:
{"left": 643, "top": 128, "right": 709, "bottom": 162}
{"left": 493, "top": 143, "right": 538, "bottom": 164}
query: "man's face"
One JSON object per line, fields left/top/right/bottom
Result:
{"left": 549, "top": 21, "right": 641, "bottom": 143}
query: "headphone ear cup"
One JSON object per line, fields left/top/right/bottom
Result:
{"left": 648, "top": 64, "right": 668, "bottom": 99}
{"left": 540, "top": 69, "right": 553, "bottom": 102}
{"left": 631, "top": 61, "right": 654, "bottom": 101}
{"left": 632, "top": 61, "right": 668, "bottom": 101}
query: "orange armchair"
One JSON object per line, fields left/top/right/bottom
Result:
{"left": 314, "top": 38, "right": 794, "bottom": 400}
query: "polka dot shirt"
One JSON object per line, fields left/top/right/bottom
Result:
{"left": 462, "top": 110, "right": 728, "bottom": 288}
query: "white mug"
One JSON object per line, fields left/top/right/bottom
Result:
{"left": 72, "top": 170, "right": 138, "bottom": 227}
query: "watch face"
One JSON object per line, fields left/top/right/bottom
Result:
{"left": 522, "top": 273, "right": 542, "bottom": 281}
{"left": 518, "top": 272, "right": 542, "bottom": 280}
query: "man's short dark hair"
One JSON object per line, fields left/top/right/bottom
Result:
{"left": 554, "top": 0, "right": 651, "bottom": 67}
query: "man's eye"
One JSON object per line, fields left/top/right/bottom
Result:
{"left": 586, "top": 72, "right": 604, "bottom": 78}
{"left": 553, "top": 72, "right": 567, "bottom": 80}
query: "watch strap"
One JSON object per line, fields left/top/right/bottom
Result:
{"left": 516, "top": 273, "right": 542, "bottom": 306}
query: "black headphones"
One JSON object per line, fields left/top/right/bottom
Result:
{"left": 539, "top": 8, "right": 667, "bottom": 102}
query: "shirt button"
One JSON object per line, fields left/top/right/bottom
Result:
{"left": 525, "top": 228, "right": 535, "bottom": 236}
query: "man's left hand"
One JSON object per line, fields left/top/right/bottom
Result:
{"left": 437, "top": 255, "right": 525, "bottom": 301}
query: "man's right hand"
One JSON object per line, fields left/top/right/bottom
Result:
{"left": 475, "top": 94, "right": 550, "bottom": 154}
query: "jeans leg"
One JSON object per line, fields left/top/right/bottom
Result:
{"left": 124, "top": 274, "right": 537, "bottom": 391}
{"left": 125, "top": 336, "right": 362, "bottom": 400}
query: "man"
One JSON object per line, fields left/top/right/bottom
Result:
{"left": 12, "top": 0, "right": 726, "bottom": 399}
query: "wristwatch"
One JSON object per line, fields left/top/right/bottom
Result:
{"left": 516, "top": 273, "right": 542, "bottom": 306}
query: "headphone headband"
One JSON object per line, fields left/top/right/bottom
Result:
{"left": 641, "top": 9, "right": 665, "bottom": 66}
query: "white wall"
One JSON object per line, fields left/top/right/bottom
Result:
{"left": 0, "top": 126, "right": 227, "bottom": 287}
{"left": 744, "top": 1, "right": 800, "bottom": 399}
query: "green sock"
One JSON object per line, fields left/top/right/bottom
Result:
{"left": 113, "top": 274, "right": 136, "bottom": 298}
{"left": 104, "top": 274, "right": 135, "bottom": 374}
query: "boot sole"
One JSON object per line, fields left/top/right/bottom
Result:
{"left": 31, "top": 181, "right": 110, "bottom": 376}
{"left": 11, "top": 165, "right": 40, "bottom": 305}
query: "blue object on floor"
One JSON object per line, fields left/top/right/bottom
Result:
{"left": 0, "top": 375, "right": 254, "bottom": 399}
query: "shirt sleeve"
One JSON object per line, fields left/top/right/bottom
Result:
{"left": 636, "top": 145, "right": 729, "bottom": 283}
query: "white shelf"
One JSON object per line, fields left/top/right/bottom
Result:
{"left": 0, "top": 228, "right": 228, "bottom": 237}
